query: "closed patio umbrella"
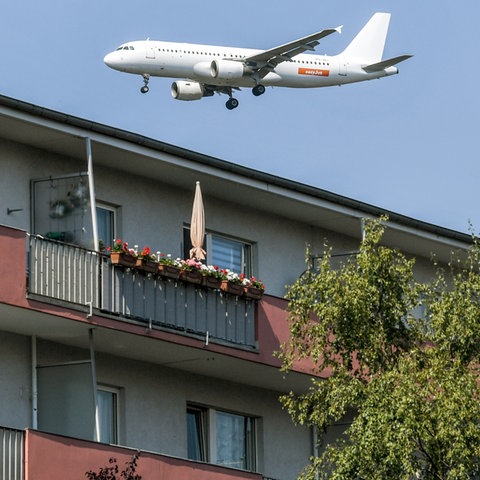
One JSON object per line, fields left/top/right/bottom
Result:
{"left": 189, "top": 181, "right": 206, "bottom": 260}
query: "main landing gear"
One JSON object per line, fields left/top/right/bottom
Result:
{"left": 140, "top": 74, "right": 150, "bottom": 94}
{"left": 226, "top": 97, "right": 239, "bottom": 110}
{"left": 252, "top": 84, "right": 266, "bottom": 97}
{"left": 224, "top": 84, "right": 265, "bottom": 110}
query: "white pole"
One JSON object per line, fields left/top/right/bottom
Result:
{"left": 86, "top": 137, "right": 99, "bottom": 251}
{"left": 89, "top": 328, "right": 100, "bottom": 442}
{"left": 31, "top": 335, "right": 38, "bottom": 429}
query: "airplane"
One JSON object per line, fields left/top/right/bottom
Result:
{"left": 103, "top": 12, "right": 412, "bottom": 110}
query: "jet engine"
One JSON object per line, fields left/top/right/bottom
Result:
{"left": 211, "top": 60, "right": 245, "bottom": 80}
{"left": 171, "top": 81, "right": 205, "bottom": 101}
{"left": 192, "top": 62, "right": 212, "bottom": 78}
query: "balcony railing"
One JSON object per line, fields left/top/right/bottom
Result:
{"left": 1, "top": 427, "right": 24, "bottom": 480}
{"left": 25, "top": 429, "right": 263, "bottom": 480}
{"left": 28, "top": 235, "right": 257, "bottom": 349}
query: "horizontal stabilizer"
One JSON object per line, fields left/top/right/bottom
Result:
{"left": 363, "top": 54, "right": 413, "bottom": 72}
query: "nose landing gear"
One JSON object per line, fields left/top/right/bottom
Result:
{"left": 140, "top": 74, "right": 150, "bottom": 94}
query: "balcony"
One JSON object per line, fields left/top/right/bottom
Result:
{"left": 0, "top": 224, "right": 317, "bottom": 392}
{"left": 2, "top": 426, "right": 264, "bottom": 480}
{"left": 1, "top": 427, "right": 23, "bottom": 480}
{"left": 27, "top": 234, "right": 257, "bottom": 349}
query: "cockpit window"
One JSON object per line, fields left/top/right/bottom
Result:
{"left": 115, "top": 45, "right": 135, "bottom": 51}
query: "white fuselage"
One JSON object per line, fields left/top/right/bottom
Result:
{"left": 104, "top": 40, "right": 398, "bottom": 89}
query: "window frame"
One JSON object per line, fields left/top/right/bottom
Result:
{"left": 186, "top": 404, "right": 257, "bottom": 472}
{"left": 187, "top": 405, "right": 209, "bottom": 462}
{"left": 214, "top": 409, "right": 256, "bottom": 471}
{"left": 183, "top": 226, "right": 253, "bottom": 276}
{"left": 97, "top": 385, "right": 120, "bottom": 445}
{"left": 96, "top": 202, "right": 117, "bottom": 249}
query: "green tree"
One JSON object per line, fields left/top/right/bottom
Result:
{"left": 281, "top": 218, "right": 480, "bottom": 480}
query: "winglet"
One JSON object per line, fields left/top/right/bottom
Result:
{"left": 336, "top": 25, "right": 343, "bottom": 35}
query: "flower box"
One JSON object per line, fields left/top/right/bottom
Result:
{"left": 158, "top": 264, "right": 181, "bottom": 280}
{"left": 201, "top": 276, "right": 222, "bottom": 289}
{"left": 135, "top": 258, "right": 158, "bottom": 274}
{"left": 180, "top": 270, "right": 203, "bottom": 284}
{"left": 244, "top": 286, "right": 264, "bottom": 300}
{"left": 110, "top": 252, "right": 137, "bottom": 268}
{"left": 220, "top": 280, "right": 244, "bottom": 296}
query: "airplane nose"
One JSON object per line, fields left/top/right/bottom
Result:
{"left": 103, "top": 52, "right": 119, "bottom": 69}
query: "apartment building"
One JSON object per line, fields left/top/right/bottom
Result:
{"left": 0, "top": 94, "right": 471, "bottom": 480}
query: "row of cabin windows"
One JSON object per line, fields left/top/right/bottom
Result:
{"left": 159, "top": 48, "right": 330, "bottom": 66}
{"left": 97, "top": 205, "right": 253, "bottom": 276}
{"left": 117, "top": 44, "right": 330, "bottom": 66}
{"left": 99, "top": 389, "right": 257, "bottom": 473}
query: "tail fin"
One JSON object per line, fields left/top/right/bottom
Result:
{"left": 340, "top": 12, "right": 391, "bottom": 63}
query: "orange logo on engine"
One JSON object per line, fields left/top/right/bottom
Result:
{"left": 298, "top": 68, "right": 330, "bottom": 77}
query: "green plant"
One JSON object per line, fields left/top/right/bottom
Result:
{"left": 179, "top": 258, "right": 203, "bottom": 271}
{"left": 108, "top": 239, "right": 136, "bottom": 256}
{"left": 281, "top": 217, "right": 480, "bottom": 480}
{"left": 244, "top": 275, "right": 264, "bottom": 289}
{"left": 157, "top": 252, "right": 181, "bottom": 267}
{"left": 200, "top": 264, "right": 225, "bottom": 279}
{"left": 137, "top": 246, "right": 156, "bottom": 262}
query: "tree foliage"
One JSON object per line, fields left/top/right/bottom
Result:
{"left": 281, "top": 218, "right": 480, "bottom": 480}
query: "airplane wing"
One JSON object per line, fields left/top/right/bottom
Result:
{"left": 363, "top": 54, "right": 413, "bottom": 72}
{"left": 244, "top": 26, "right": 342, "bottom": 69}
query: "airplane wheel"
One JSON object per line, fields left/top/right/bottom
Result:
{"left": 226, "top": 98, "right": 239, "bottom": 110}
{"left": 140, "top": 86, "right": 149, "bottom": 94}
{"left": 252, "top": 85, "right": 265, "bottom": 96}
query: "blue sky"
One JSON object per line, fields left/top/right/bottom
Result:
{"left": 2, "top": 1, "right": 479, "bottom": 234}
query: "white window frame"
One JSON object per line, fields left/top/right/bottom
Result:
{"left": 207, "top": 233, "right": 252, "bottom": 276}
{"left": 187, "top": 404, "right": 257, "bottom": 472}
{"left": 96, "top": 203, "right": 117, "bottom": 249}
{"left": 97, "top": 385, "right": 120, "bottom": 445}
{"left": 184, "top": 226, "right": 253, "bottom": 276}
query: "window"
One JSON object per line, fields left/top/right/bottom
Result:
{"left": 96, "top": 204, "right": 116, "bottom": 248}
{"left": 183, "top": 227, "right": 252, "bottom": 276}
{"left": 216, "top": 411, "right": 256, "bottom": 470}
{"left": 210, "top": 235, "right": 251, "bottom": 275}
{"left": 97, "top": 386, "right": 119, "bottom": 444}
{"left": 187, "top": 405, "right": 257, "bottom": 471}
{"left": 187, "top": 406, "right": 208, "bottom": 461}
